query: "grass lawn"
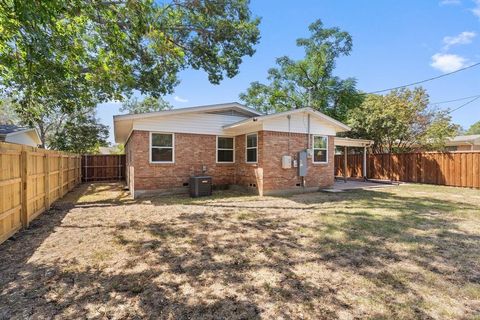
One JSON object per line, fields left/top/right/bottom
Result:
{"left": 0, "top": 183, "right": 479, "bottom": 319}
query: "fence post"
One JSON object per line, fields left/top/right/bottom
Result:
{"left": 79, "top": 156, "right": 81, "bottom": 183}
{"left": 59, "top": 155, "right": 64, "bottom": 196}
{"left": 20, "top": 149, "right": 29, "bottom": 228}
{"left": 44, "top": 153, "right": 50, "bottom": 209}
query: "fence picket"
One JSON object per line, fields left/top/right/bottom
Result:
{"left": 0, "top": 142, "right": 81, "bottom": 245}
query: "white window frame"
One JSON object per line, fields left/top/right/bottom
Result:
{"left": 245, "top": 132, "right": 258, "bottom": 164}
{"left": 216, "top": 136, "right": 235, "bottom": 163}
{"left": 312, "top": 135, "right": 328, "bottom": 164}
{"left": 149, "top": 132, "right": 175, "bottom": 164}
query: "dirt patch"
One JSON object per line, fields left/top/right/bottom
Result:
{"left": 0, "top": 183, "right": 479, "bottom": 319}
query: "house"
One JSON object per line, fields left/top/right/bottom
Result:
{"left": 0, "top": 125, "right": 41, "bottom": 147}
{"left": 445, "top": 135, "right": 480, "bottom": 151}
{"left": 113, "top": 102, "right": 351, "bottom": 198}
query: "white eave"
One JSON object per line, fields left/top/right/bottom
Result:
{"left": 0, "top": 128, "right": 41, "bottom": 145}
{"left": 223, "top": 107, "right": 351, "bottom": 132}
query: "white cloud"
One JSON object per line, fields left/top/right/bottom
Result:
{"left": 443, "top": 31, "right": 476, "bottom": 49}
{"left": 431, "top": 53, "right": 468, "bottom": 72}
{"left": 472, "top": 0, "right": 480, "bottom": 17}
{"left": 174, "top": 96, "right": 188, "bottom": 103}
{"left": 440, "top": 0, "right": 461, "bottom": 5}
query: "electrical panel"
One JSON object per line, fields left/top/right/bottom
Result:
{"left": 298, "top": 150, "right": 307, "bottom": 177}
{"left": 282, "top": 155, "right": 292, "bottom": 169}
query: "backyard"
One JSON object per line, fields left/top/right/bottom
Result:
{"left": 0, "top": 183, "right": 479, "bottom": 319}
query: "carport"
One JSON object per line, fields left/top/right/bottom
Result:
{"left": 334, "top": 137, "right": 373, "bottom": 182}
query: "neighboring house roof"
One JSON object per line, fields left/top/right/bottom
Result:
{"left": 0, "top": 125, "right": 41, "bottom": 146}
{"left": 446, "top": 135, "right": 480, "bottom": 146}
{"left": 223, "top": 107, "right": 350, "bottom": 132}
{"left": 98, "top": 147, "right": 117, "bottom": 155}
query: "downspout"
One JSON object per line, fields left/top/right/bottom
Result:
{"left": 307, "top": 113, "right": 311, "bottom": 149}
{"left": 287, "top": 115, "right": 291, "bottom": 154}
{"left": 303, "top": 113, "right": 311, "bottom": 188}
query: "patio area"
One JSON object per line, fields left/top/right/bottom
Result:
{"left": 323, "top": 179, "right": 399, "bottom": 192}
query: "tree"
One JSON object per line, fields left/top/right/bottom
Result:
{"left": 110, "top": 144, "right": 125, "bottom": 155}
{"left": 0, "top": 97, "right": 20, "bottom": 124}
{"left": 466, "top": 121, "right": 480, "bottom": 135}
{"left": 347, "top": 88, "right": 459, "bottom": 153}
{"left": 0, "top": 0, "right": 260, "bottom": 127}
{"left": 120, "top": 96, "right": 172, "bottom": 114}
{"left": 49, "top": 112, "right": 109, "bottom": 154}
{"left": 240, "top": 19, "right": 362, "bottom": 121}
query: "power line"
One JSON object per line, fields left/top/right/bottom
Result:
{"left": 448, "top": 95, "right": 480, "bottom": 114}
{"left": 365, "top": 62, "right": 480, "bottom": 95}
{"left": 431, "top": 94, "right": 480, "bottom": 105}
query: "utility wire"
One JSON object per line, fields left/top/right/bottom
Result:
{"left": 431, "top": 94, "right": 480, "bottom": 105}
{"left": 365, "top": 62, "right": 480, "bottom": 95}
{"left": 448, "top": 95, "right": 480, "bottom": 114}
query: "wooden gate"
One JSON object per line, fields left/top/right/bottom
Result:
{"left": 81, "top": 154, "right": 125, "bottom": 182}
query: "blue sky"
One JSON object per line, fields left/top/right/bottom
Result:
{"left": 98, "top": 0, "right": 480, "bottom": 144}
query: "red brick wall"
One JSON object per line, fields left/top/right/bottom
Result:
{"left": 261, "top": 131, "right": 334, "bottom": 192}
{"left": 127, "top": 131, "right": 235, "bottom": 194}
{"left": 126, "top": 130, "right": 335, "bottom": 196}
{"left": 234, "top": 132, "right": 264, "bottom": 191}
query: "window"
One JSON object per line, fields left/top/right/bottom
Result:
{"left": 313, "top": 135, "right": 328, "bottom": 163}
{"left": 150, "top": 133, "right": 174, "bottom": 163}
{"left": 246, "top": 133, "right": 257, "bottom": 163}
{"left": 217, "top": 137, "right": 234, "bottom": 163}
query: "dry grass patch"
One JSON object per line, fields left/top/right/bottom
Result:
{"left": 0, "top": 182, "right": 479, "bottom": 319}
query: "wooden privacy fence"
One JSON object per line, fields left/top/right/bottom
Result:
{"left": 0, "top": 142, "right": 81, "bottom": 245}
{"left": 81, "top": 154, "right": 125, "bottom": 182}
{"left": 335, "top": 151, "right": 480, "bottom": 188}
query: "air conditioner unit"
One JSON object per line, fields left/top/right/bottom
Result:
{"left": 189, "top": 176, "right": 212, "bottom": 197}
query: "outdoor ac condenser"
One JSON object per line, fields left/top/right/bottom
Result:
{"left": 189, "top": 176, "right": 212, "bottom": 197}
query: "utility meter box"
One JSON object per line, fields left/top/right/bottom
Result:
{"left": 298, "top": 150, "right": 308, "bottom": 177}
{"left": 281, "top": 155, "right": 292, "bottom": 169}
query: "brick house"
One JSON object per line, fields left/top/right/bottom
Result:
{"left": 113, "top": 102, "right": 351, "bottom": 198}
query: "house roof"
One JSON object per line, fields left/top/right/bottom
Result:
{"left": 0, "top": 125, "right": 41, "bottom": 144}
{"left": 448, "top": 135, "right": 480, "bottom": 144}
{"left": 113, "top": 102, "right": 262, "bottom": 121}
{"left": 0, "top": 124, "right": 30, "bottom": 135}
{"left": 113, "top": 102, "right": 263, "bottom": 143}
{"left": 222, "top": 107, "right": 351, "bottom": 132}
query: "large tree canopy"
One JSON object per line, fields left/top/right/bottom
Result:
{"left": 239, "top": 19, "right": 362, "bottom": 122}
{"left": 120, "top": 96, "right": 172, "bottom": 114}
{"left": 347, "top": 88, "right": 460, "bottom": 153}
{"left": 0, "top": 0, "right": 260, "bottom": 116}
{"left": 48, "top": 111, "right": 109, "bottom": 154}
